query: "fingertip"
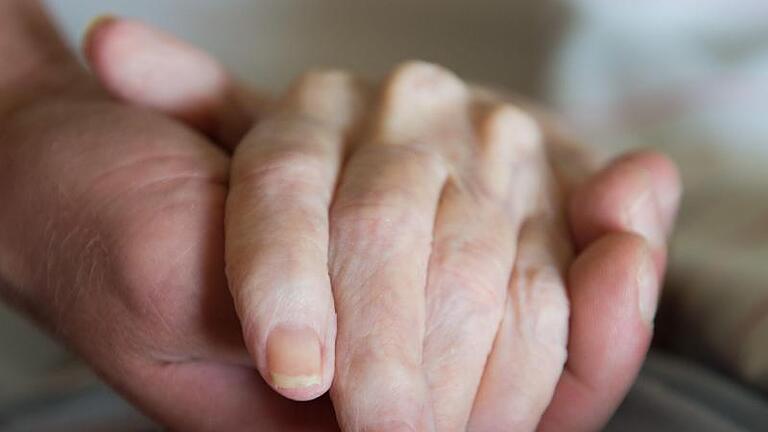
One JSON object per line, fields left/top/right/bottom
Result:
{"left": 567, "top": 232, "right": 655, "bottom": 384}
{"left": 237, "top": 308, "right": 334, "bottom": 402}
{"left": 540, "top": 233, "right": 657, "bottom": 431}
{"left": 82, "top": 14, "right": 118, "bottom": 67}
{"left": 616, "top": 150, "right": 682, "bottom": 234}
{"left": 569, "top": 151, "right": 670, "bottom": 258}
{"left": 569, "top": 161, "right": 648, "bottom": 245}
{"left": 81, "top": 17, "right": 144, "bottom": 99}
{"left": 80, "top": 17, "right": 231, "bottom": 130}
{"left": 229, "top": 275, "right": 337, "bottom": 402}
{"left": 265, "top": 326, "right": 329, "bottom": 401}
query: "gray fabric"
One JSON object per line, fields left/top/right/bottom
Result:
{"left": 607, "top": 352, "right": 768, "bottom": 432}
{"left": 0, "top": 386, "right": 154, "bottom": 432}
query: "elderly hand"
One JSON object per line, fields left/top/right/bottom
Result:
{"left": 15, "top": 17, "right": 679, "bottom": 432}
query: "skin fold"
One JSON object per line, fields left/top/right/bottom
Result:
{"left": 0, "top": 5, "right": 681, "bottom": 431}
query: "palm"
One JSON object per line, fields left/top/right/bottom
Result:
{"left": 0, "top": 96, "right": 337, "bottom": 430}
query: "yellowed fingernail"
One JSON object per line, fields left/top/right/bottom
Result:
{"left": 368, "top": 423, "right": 416, "bottom": 432}
{"left": 270, "top": 372, "right": 322, "bottom": 388}
{"left": 267, "top": 326, "right": 322, "bottom": 389}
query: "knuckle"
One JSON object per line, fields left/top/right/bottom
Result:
{"left": 435, "top": 222, "right": 511, "bottom": 263}
{"left": 430, "top": 233, "right": 511, "bottom": 317}
{"left": 110, "top": 188, "right": 228, "bottom": 334}
{"left": 337, "top": 335, "right": 422, "bottom": 400}
{"left": 331, "top": 149, "right": 443, "bottom": 242}
{"left": 478, "top": 103, "right": 542, "bottom": 155}
{"left": 295, "top": 68, "right": 354, "bottom": 90}
{"left": 114, "top": 227, "right": 187, "bottom": 336}
{"left": 352, "top": 330, "right": 418, "bottom": 368}
{"left": 334, "top": 347, "right": 422, "bottom": 420}
{"left": 378, "top": 62, "right": 468, "bottom": 141}
{"left": 334, "top": 304, "right": 422, "bottom": 382}
{"left": 388, "top": 61, "right": 461, "bottom": 95}
{"left": 392, "top": 60, "right": 440, "bottom": 82}
{"left": 232, "top": 147, "right": 331, "bottom": 200}
{"left": 435, "top": 263, "right": 506, "bottom": 315}
{"left": 49, "top": 156, "right": 230, "bottom": 342}
{"left": 363, "top": 144, "right": 446, "bottom": 182}
{"left": 403, "top": 144, "right": 446, "bottom": 173}
{"left": 431, "top": 228, "right": 511, "bottom": 298}
{"left": 286, "top": 69, "right": 367, "bottom": 128}
{"left": 332, "top": 198, "right": 430, "bottom": 246}
{"left": 336, "top": 205, "right": 426, "bottom": 239}
{"left": 511, "top": 264, "right": 570, "bottom": 351}
{"left": 290, "top": 70, "right": 358, "bottom": 109}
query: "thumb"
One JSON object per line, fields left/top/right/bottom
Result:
{"left": 83, "top": 16, "right": 273, "bottom": 149}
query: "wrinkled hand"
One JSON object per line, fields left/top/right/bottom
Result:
{"left": 223, "top": 64, "right": 574, "bottom": 430}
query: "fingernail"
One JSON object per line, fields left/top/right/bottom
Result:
{"left": 83, "top": 14, "right": 117, "bottom": 60}
{"left": 653, "top": 178, "right": 682, "bottom": 236}
{"left": 267, "top": 326, "right": 322, "bottom": 389}
{"left": 367, "top": 422, "right": 416, "bottom": 432}
{"left": 637, "top": 248, "right": 659, "bottom": 326}
{"left": 625, "top": 176, "right": 665, "bottom": 249}
{"left": 85, "top": 14, "right": 116, "bottom": 37}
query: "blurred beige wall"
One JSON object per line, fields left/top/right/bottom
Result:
{"left": 46, "top": 0, "right": 567, "bottom": 94}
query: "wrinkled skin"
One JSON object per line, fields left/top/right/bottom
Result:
{"left": 0, "top": 16, "right": 680, "bottom": 432}
{"left": 226, "top": 62, "right": 576, "bottom": 431}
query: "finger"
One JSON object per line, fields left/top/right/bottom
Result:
{"left": 421, "top": 104, "right": 543, "bottom": 431}
{"left": 467, "top": 113, "right": 572, "bottom": 431}
{"left": 468, "top": 217, "right": 572, "bottom": 432}
{"left": 610, "top": 151, "right": 681, "bottom": 235}
{"left": 83, "top": 16, "right": 271, "bottom": 148}
{"left": 568, "top": 150, "right": 681, "bottom": 271}
{"left": 537, "top": 233, "right": 657, "bottom": 432}
{"left": 470, "top": 85, "right": 599, "bottom": 193}
{"left": 471, "top": 93, "right": 677, "bottom": 246}
{"left": 329, "top": 62, "right": 466, "bottom": 432}
{"left": 533, "top": 154, "right": 680, "bottom": 431}
{"left": 472, "top": 82, "right": 674, "bottom": 280}
{"left": 226, "top": 71, "right": 366, "bottom": 401}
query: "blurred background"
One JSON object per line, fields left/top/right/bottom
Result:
{"left": 2, "top": 0, "right": 767, "bottom": 430}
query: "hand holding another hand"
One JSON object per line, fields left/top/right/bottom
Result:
{"left": 0, "top": 16, "right": 680, "bottom": 432}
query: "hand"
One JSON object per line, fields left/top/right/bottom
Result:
{"left": 82, "top": 18, "right": 674, "bottom": 430}
{"left": 0, "top": 26, "right": 340, "bottom": 432}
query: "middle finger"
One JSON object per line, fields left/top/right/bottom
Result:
{"left": 422, "top": 102, "right": 545, "bottom": 431}
{"left": 328, "top": 62, "right": 466, "bottom": 432}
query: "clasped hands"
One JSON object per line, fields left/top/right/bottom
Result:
{"left": 0, "top": 18, "right": 680, "bottom": 432}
